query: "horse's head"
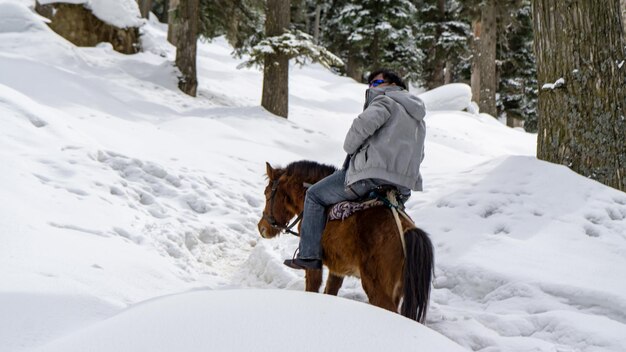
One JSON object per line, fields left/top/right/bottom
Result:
{"left": 258, "top": 162, "right": 301, "bottom": 239}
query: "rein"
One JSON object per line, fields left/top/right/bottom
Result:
{"left": 378, "top": 189, "right": 415, "bottom": 258}
{"left": 262, "top": 179, "right": 303, "bottom": 237}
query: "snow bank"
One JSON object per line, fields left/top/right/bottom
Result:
{"left": 418, "top": 83, "right": 474, "bottom": 112}
{"left": 0, "top": 293, "right": 121, "bottom": 352}
{"left": 34, "top": 290, "right": 468, "bottom": 352}
{"left": 0, "top": 0, "right": 50, "bottom": 33}
{"left": 412, "top": 155, "right": 626, "bottom": 352}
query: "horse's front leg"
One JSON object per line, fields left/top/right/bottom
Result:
{"left": 305, "top": 269, "right": 323, "bottom": 292}
{"left": 323, "top": 273, "right": 344, "bottom": 295}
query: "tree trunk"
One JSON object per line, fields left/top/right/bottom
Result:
{"left": 167, "top": 0, "right": 179, "bottom": 45}
{"left": 471, "top": 19, "right": 481, "bottom": 103}
{"left": 138, "top": 0, "right": 153, "bottom": 19}
{"left": 444, "top": 60, "right": 453, "bottom": 84}
{"left": 506, "top": 115, "right": 515, "bottom": 128}
{"left": 346, "top": 51, "right": 363, "bottom": 82}
{"left": 261, "top": 0, "right": 290, "bottom": 118}
{"left": 435, "top": 0, "right": 446, "bottom": 88}
{"left": 313, "top": 4, "right": 321, "bottom": 44}
{"left": 532, "top": 0, "right": 626, "bottom": 191}
{"left": 622, "top": 0, "right": 626, "bottom": 33}
{"left": 175, "top": 0, "right": 198, "bottom": 96}
{"left": 425, "top": 0, "right": 446, "bottom": 90}
{"left": 478, "top": 0, "right": 497, "bottom": 117}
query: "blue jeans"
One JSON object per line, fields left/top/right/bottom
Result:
{"left": 298, "top": 169, "right": 384, "bottom": 260}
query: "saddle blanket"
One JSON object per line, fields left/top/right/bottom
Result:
{"left": 328, "top": 199, "right": 384, "bottom": 221}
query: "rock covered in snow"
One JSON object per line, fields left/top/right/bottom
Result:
{"left": 34, "top": 0, "right": 143, "bottom": 54}
{"left": 38, "top": 0, "right": 143, "bottom": 28}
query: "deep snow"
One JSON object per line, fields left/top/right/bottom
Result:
{"left": 1, "top": 2, "right": 626, "bottom": 352}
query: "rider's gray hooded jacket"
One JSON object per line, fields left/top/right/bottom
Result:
{"left": 343, "top": 85, "right": 426, "bottom": 191}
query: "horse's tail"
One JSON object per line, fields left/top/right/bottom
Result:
{"left": 400, "top": 227, "right": 434, "bottom": 323}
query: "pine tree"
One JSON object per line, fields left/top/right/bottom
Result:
{"left": 290, "top": 0, "right": 311, "bottom": 34}
{"left": 290, "top": 0, "right": 326, "bottom": 44}
{"left": 323, "top": 0, "right": 423, "bottom": 82}
{"left": 496, "top": 0, "right": 537, "bottom": 131}
{"left": 150, "top": 0, "right": 168, "bottom": 23}
{"left": 472, "top": 0, "right": 497, "bottom": 117}
{"left": 198, "top": 0, "right": 265, "bottom": 53}
{"left": 415, "top": 0, "right": 471, "bottom": 89}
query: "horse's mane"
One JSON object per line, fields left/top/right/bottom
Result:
{"left": 284, "top": 160, "right": 337, "bottom": 183}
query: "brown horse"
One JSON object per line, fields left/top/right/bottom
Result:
{"left": 257, "top": 160, "right": 434, "bottom": 323}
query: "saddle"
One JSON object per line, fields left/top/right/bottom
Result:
{"left": 328, "top": 185, "right": 409, "bottom": 221}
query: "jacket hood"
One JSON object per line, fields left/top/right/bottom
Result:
{"left": 364, "top": 86, "right": 426, "bottom": 121}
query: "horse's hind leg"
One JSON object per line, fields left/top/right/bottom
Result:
{"left": 305, "top": 269, "right": 323, "bottom": 292}
{"left": 361, "top": 274, "right": 397, "bottom": 312}
{"left": 323, "top": 274, "right": 344, "bottom": 295}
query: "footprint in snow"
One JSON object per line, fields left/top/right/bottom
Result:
{"left": 481, "top": 205, "right": 501, "bottom": 218}
{"left": 584, "top": 225, "right": 601, "bottom": 238}
{"left": 493, "top": 225, "right": 510, "bottom": 235}
{"left": 606, "top": 206, "right": 626, "bottom": 221}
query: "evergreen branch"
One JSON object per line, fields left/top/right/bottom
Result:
{"left": 237, "top": 29, "right": 344, "bottom": 70}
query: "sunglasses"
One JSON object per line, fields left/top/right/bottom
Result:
{"left": 369, "top": 79, "right": 386, "bottom": 87}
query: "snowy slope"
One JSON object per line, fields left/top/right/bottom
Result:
{"left": 1, "top": 2, "right": 626, "bottom": 352}
{"left": 32, "top": 290, "right": 468, "bottom": 352}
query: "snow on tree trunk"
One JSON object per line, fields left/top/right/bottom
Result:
{"left": 175, "top": 0, "right": 198, "bottom": 97}
{"left": 35, "top": 2, "right": 140, "bottom": 54}
{"left": 261, "top": 0, "right": 290, "bottom": 118}
{"left": 532, "top": 0, "right": 626, "bottom": 191}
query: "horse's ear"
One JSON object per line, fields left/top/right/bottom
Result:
{"left": 265, "top": 162, "right": 274, "bottom": 178}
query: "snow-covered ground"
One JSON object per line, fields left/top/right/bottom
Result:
{"left": 1, "top": 2, "right": 626, "bottom": 351}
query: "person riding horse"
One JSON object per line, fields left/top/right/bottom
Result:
{"left": 284, "top": 68, "right": 426, "bottom": 270}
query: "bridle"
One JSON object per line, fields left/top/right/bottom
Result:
{"left": 262, "top": 178, "right": 302, "bottom": 237}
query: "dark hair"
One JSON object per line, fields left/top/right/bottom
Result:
{"left": 367, "top": 69, "right": 407, "bottom": 90}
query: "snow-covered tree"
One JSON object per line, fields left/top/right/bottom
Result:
{"left": 415, "top": 0, "right": 471, "bottom": 89}
{"left": 239, "top": 30, "right": 343, "bottom": 70}
{"left": 496, "top": 0, "right": 537, "bottom": 131}
{"left": 198, "top": 0, "right": 264, "bottom": 52}
{"left": 150, "top": 0, "right": 167, "bottom": 22}
{"left": 471, "top": 0, "right": 497, "bottom": 117}
{"left": 323, "top": 0, "right": 423, "bottom": 82}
